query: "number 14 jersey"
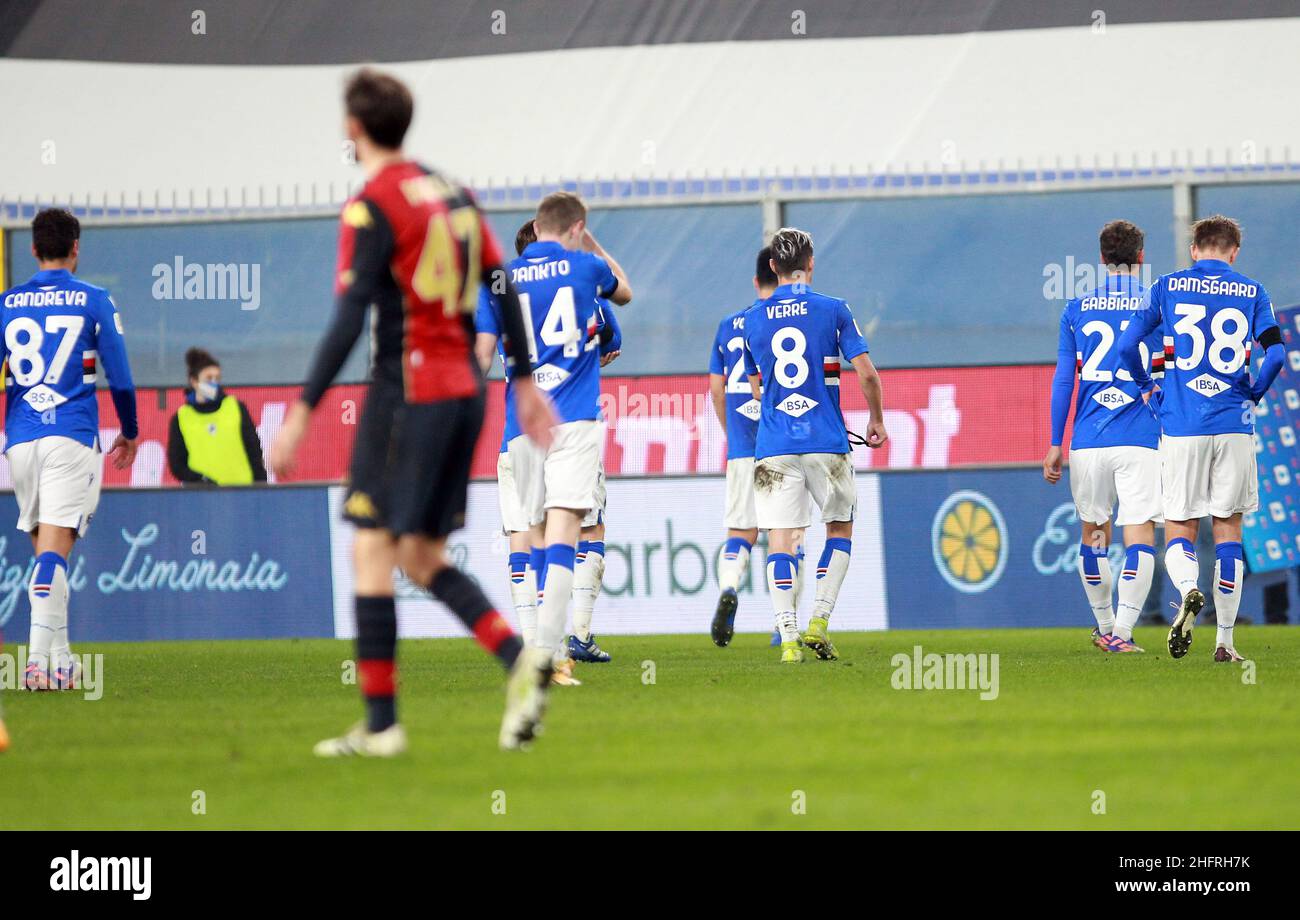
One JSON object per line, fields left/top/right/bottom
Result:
{"left": 742, "top": 284, "right": 869, "bottom": 461}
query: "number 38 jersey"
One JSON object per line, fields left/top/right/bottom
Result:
{"left": 1, "top": 268, "right": 136, "bottom": 452}
{"left": 1059, "top": 274, "right": 1163, "bottom": 451}
{"left": 742, "top": 284, "right": 869, "bottom": 460}
{"left": 1129, "top": 258, "right": 1277, "bottom": 437}
{"left": 508, "top": 240, "right": 619, "bottom": 424}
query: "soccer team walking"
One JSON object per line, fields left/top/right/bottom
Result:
{"left": 0, "top": 69, "right": 1283, "bottom": 755}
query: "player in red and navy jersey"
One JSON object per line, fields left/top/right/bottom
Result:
{"left": 272, "top": 69, "right": 557, "bottom": 755}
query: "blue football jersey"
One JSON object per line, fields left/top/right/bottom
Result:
{"left": 1, "top": 268, "right": 137, "bottom": 451}
{"left": 474, "top": 284, "right": 520, "bottom": 452}
{"left": 709, "top": 302, "right": 761, "bottom": 460}
{"left": 742, "top": 284, "right": 869, "bottom": 460}
{"left": 1131, "top": 259, "right": 1277, "bottom": 437}
{"left": 508, "top": 241, "right": 618, "bottom": 425}
{"left": 1059, "top": 275, "right": 1163, "bottom": 450}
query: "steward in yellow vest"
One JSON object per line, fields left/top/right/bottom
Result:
{"left": 167, "top": 384, "right": 267, "bottom": 485}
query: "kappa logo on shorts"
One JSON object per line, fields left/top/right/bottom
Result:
{"left": 932, "top": 490, "right": 1008, "bottom": 594}
{"left": 344, "top": 491, "right": 378, "bottom": 521}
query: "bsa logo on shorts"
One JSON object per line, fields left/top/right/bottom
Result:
{"left": 931, "top": 490, "right": 1008, "bottom": 594}
{"left": 776, "top": 395, "right": 817, "bottom": 418}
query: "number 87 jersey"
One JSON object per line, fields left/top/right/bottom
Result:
{"left": 741, "top": 284, "right": 869, "bottom": 460}
{"left": 1128, "top": 258, "right": 1277, "bottom": 437}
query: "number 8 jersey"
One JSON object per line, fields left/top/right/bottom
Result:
{"left": 1129, "top": 258, "right": 1277, "bottom": 437}
{"left": 742, "top": 284, "right": 869, "bottom": 460}
{"left": 1058, "top": 274, "right": 1163, "bottom": 450}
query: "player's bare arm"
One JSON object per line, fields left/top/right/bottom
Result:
{"left": 709, "top": 373, "right": 727, "bottom": 431}
{"left": 851, "top": 352, "right": 888, "bottom": 448}
{"left": 474, "top": 332, "right": 499, "bottom": 375}
{"left": 581, "top": 228, "right": 633, "bottom": 305}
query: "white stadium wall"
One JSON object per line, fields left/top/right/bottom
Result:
{"left": 4, "top": 17, "right": 1300, "bottom": 203}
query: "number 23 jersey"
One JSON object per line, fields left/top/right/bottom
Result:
{"left": 742, "top": 284, "right": 869, "bottom": 460}
{"left": 1060, "top": 274, "right": 1163, "bottom": 451}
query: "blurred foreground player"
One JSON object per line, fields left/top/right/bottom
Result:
{"left": 1119, "top": 215, "right": 1283, "bottom": 662}
{"left": 1, "top": 208, "right": 138, "bottom": 691}
{"left": 1042, "top": 221, "right": 1162, "bottom": 653}
{"left": 271, "top": 70, "right": 557, "bottom": 754}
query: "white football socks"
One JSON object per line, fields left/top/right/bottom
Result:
{"left": 767, "top": 553, "right": 799, "bottom": 643}
{"left": 1214, "top": 542, "right": 1245, "bottom": 650}
{"left": 571, "top": 541, "right": 605, "bottom": 642}
{"left": 812, "top": 538, "right": 852, "bottom": 622}
{"left": 1077, "top": 544, "right": 1114, "bottom": 635}
{"left": 717, "top": 537, "right": 751, "bottom": 593}
{"left": 28, "top": 553, "right": 70, "bottom": 673}
{"left": 1165, "top": 538, "right": 1200, "bottom": 601}
{"left": 535, "top": 544, "right": 576, "bottom": 657}
{"left": 507, "top": 552, "right": 538, "bottom": 648}
{"left": 1114, "top": 544, "right": 1154, "bottom": 642}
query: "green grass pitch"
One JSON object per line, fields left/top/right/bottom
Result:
{"left": 2, "top": 627, "right": 1297, "bottom": 829}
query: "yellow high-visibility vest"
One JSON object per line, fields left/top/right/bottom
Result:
{"left": 176, "top": 395, "right": 254, "bottom": 485}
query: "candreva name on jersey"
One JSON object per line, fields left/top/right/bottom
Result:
{"left": 4, "top": 289, "right": 90, "bottom": 308}
{"left": 1166, "top": 276, "right": 1258, "bottom": 297}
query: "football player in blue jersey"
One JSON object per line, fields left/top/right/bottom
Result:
{"left": 1119, "top": 215, "right": 1284, "bottom": 662}
{"left": 742, "top": 228, "right": 887, "bottom": 662}
{"left": 476, "top": 218, "right": 622, "bottom": 680}
{"left": 0, "top": 209, "right": 138, "bottom": 691}
{"left": 708, "top": 246, "right": 808, "bottom": 647}
{"left": 507, "top": 192, "right": 631, "bottom": 683}
{"left": 1043, "top": 221, "right": 1164, "bottom": 653}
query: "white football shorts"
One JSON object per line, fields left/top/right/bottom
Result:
{"left": 754, "top": 452, "right": 855, "bottom": 530}
{"left": 724, "top": 457, "right": 758, "bottom": 530}
{"left": 1160, "top": 432, "right": 1258, "bottom": 520}
{"left": 7, "top": 435, "right": 104, "bottom": 537}
{"left": 1068, "top": 445, "right": 1162, "bottom": 527}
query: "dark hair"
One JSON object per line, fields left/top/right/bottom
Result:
{"left": 534, "top": 191, "right": 586, "bottom": 235}
{"left": 515, "top": 218, "right": 537, "bottom": 256}
{"left": 186, "top": 347, "right": 220, "bottom": 380}
{"left": 755, "top": 245, "right": 778, "bottom": 289}
{"left": 32, "top": 208, "right": 80, "bottom": 261}
{"left": 1192, "top": 214, "right": 1242, "bottom": 252}
{"left": 769, "top": 227, "right": 813, "bottom": 277}
{"left": 1099, "top": 220, "right": 1144, "bottom": 268}
{"left": 344, "top": 68, "right": 413, "bottom": 149}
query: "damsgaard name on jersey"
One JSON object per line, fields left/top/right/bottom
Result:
{"left": 1167, "top": 277, "right": 1258, "bottom": 297}
{"left": 4, "top": 289, "right": 89, "bottom": 308}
